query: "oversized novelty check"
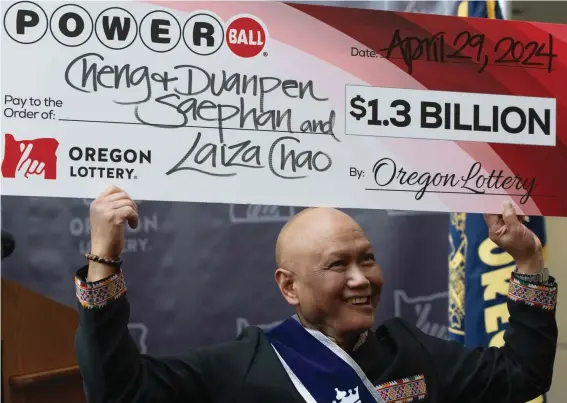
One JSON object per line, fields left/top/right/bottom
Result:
{"left": 2, "top": 1, "right": 566, "bottom": 216}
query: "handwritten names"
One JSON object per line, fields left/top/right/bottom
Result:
{"left": 165, "top": 132, "right": 332, "bottom": 179}
{"left": 64, "top": 52, "right": 338, "bottom": 180}
{"left": 64, "top": 53, "right": 336, "bottom": 137}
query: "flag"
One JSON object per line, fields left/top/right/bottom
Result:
{"left": 449, "top": 2, "right": 547, "bottom": 403}
{"left": 448, "top": 213, "right": 547, "bottom": 344}
{"left": 457, "top": 0, "right": 504, "bottom": 20}
{"left": 448, "top": 213, "right": 547, "bottom": 403}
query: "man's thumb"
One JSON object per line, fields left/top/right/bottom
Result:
{"left": 501, "top": 201, "right": 520, "bottom": 227}
{"left": 128, "top": 215, "right": 139, "bottom": 229}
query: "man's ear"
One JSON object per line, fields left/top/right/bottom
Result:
{"left": 275, "top": 268, "right": 299, "bottom": 306}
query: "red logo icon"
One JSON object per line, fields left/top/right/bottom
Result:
{"left": 1, "top": 133, "right": 59, "bottom": 179}
{"left": 226, "top": 16, "right": 266, "bottom": 58}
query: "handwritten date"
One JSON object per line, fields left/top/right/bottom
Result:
{"left": 380, "top": 29, "right": 557, "bottom": 74}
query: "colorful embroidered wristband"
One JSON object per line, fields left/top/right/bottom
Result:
{"left": 74, "top": 269, "right": 127, "bottom": 309}
{"left": 508, "top": 274, "right": 557, "bottom": 311}
{"left": 376, "top": 374, "right": 427, "bottom": 403}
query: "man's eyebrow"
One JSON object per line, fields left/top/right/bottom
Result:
{"left": 321, "top": 242, "right": 373, "bottom": 259}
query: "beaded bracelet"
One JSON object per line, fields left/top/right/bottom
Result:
{"left": 85, "top": 252, "right": 122, "bottom": 269}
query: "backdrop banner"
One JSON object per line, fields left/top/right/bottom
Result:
{"left": 1, "top": 196, "right": 450, "bottom": 355}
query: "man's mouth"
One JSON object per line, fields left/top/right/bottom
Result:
{"left": 347, "top": 296, "right": 371, "bottom": 305}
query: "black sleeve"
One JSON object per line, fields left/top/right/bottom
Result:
{"left": 405, "top": 272, "right": 558, "bottom": 403}
{"left": 74, "top": 265, "right": 255, "bottom": 403}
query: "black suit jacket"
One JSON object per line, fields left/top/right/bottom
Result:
{"left": 74, "top": 266, "right": 558, "bottom": 403}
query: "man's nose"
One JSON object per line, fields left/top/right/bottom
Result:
{"left": 346, "top": 265, "right": 371, "bottom": 288}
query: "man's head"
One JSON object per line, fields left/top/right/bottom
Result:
{"left": 274, "top": 207, "right": 383, "bottom": 346}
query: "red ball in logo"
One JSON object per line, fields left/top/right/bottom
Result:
{"left": 226, "top": 16, "right": 266, "bottom": 58}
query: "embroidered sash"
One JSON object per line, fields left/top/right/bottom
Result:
{"left": 266, "top": 316, "right": 385, "bottom": 403}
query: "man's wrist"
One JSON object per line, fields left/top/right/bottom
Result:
{"left": 515, "top": 253, "right": 544, "bottom": 275}
{"left": 514, "top": 267, "right": 550, "bottom": 284}
{"left": 87, "top": 261, "right": 118, "bottom": 282}
{"left": 86, "top": 246, "right": 121, "bottom": 282}
{"left": 90, "top": 245, "right": 118, "bottom": 259}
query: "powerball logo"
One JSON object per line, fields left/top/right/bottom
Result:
{"left": 3, "top": 2, "right": 268, "bottom": 58}
{"left": 186, "top": 12, "right": 268, "bottom": 58}
{"left": 1, "top": 133, "right": 59, "bottom": 179}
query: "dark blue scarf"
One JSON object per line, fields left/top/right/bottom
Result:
{"left": 265, "top": 317, "right": 383, "bottom": 403}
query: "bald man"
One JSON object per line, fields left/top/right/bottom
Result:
{"left": 274, "top": 207, "right": 384, "bottom": 350}
{"left": 74, "top": 186, "right": 558, "bottom": 403}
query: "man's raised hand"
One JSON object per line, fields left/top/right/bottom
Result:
{"left": 87, "top": 186, "right": 138, "bottom": 281}
{"left": 484, "top": 201, "right": 544, "bottom": 274}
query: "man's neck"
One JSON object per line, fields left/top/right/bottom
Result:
{"left": 294, "top": 314, "right": 367, "bottom": 353}
{"left": 328, "top": 333, "right": 359, "bottom": 352}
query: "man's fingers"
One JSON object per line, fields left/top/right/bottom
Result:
{"left": 111, "top": 198, "right": 137, "bottom": 213}
{"left": 501, "top": 201, "right": 520, "bottom": 226}
{"left": 517, "top": 215, "right": 529, "bottom": 223}
{"left": 105, "top": 191, "right": 129, "bottom": 202}
{"left": 115, "top": 206, "right": 138, "bottom": 229}
{"left": 99, "top": 185, "right": 125, "bottom": 198}
{"left": 113, "top": 194, "right": 137, "bottom": 213}
{"left": 94, "top": 185, "right": 138, "bottom": 227}
{"left": 105, "top": 191, "right": 137, "bottom": 209}
{"left": 100, "top": 188, "right": 138, "bottom": 212}
{"left": 483, "top": 213, "right": 500, "bottom": 228}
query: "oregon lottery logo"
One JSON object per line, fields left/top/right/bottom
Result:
{"left": 3, "top": 1, "right": 268, "bottom": 58}
{"left": 1, "top": 133, "right": 59, "bottom": 180}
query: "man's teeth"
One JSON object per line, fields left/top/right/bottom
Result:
{"left": 348, "top": 297, "right": 369, "bottom": 305}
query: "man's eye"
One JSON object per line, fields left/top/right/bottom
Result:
{"left": 329, "top": 260, "right": 345, "bottom": 268}
{"left": 363, "top": 253, "right": 375, "bottom": 262}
